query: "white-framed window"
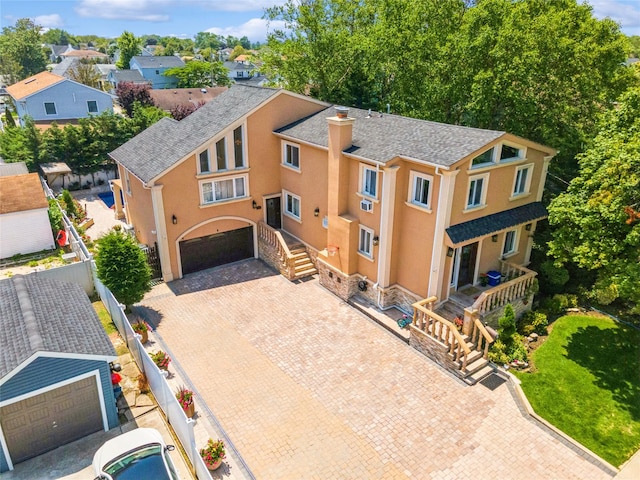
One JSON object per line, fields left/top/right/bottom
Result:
{"left": 200, "top": 175, "right": 247, "bottom": 204}
{"left": 409, "top": 171, "right": 433, "bottom": 209}
{"left": 512, "top": 163, "right": 533, "bottom": 196}
{"left": 358, "top": 225, "right": 374, "bottom": 258}
{"left": 233, "top": 126, "right": 244, "bottom": 168}
{"left": 124, "top": 170, "right": 131, "bottom": 195}
{"left": 471, "top": 147, "right": 495, "bottom": 167}
{"left": 283, "top": 142, "right": 300, "bottom": 169}
{"left": 502, "top": 229, "right": 518, "bottom": 256}
{"left": 215, "top": 138, "right": 226, "bottom": 170}
{"left": 87, "top": 100, "right": 98, "bottom": 113}
{"left": 284, "top": 191, "right": 301, "bottom": 219}
{"left": 198, "top": 149, "right": 211, "bottom": 173}
{"left": 466, "top": 173, "right": 489, "bottom": 209}
{"left": 500, "top": 143, "right": 525, "bottom": 161}
{"left": 360, "top": 165, "right": 377, "bottom": 198}
{"left": 44, "top": 102, "right": 57, "bottom": 115}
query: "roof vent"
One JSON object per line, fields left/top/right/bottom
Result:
{"left": 335, "top": 106, "right": 349, "bottom": 119}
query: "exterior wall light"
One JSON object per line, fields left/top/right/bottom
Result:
{"left": 491, "top": 234, "right": 498, "bottom": 242}
{"left": 373, "top": 236, "right": 379, "bottom": 246}
{"left": 252, "top": 200, "right": 261, "bottom": 210}
{"left": 447, "top": 247, "right": 454, "bottom": 257}
{"left": 525, "top": 223, "right": 532, "bottom": 231}
{"left": 172, "top": 215, "right": 177, "bottom": 224}
{"left": 314, "top": 207, "right": 320, "bottom": 217}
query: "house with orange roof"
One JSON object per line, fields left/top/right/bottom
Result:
{"left": 6, "top": 72, "right": 113, "bottom": 128}
{"left": 0, "top": 173, "right": 55, "bottom": 259}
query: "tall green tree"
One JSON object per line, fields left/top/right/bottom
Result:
{"left": 547, "top": 88, "right": 640, "bottom": 313}
{"left": 41, "top": 28, "right": 77, "bottom": 46}
{"left": 95, "top": 229, "right": 152, "bottom": 308}
{"left": 0, "top": 18, "right": 48, "bottom": 80}
{"left": 164, "top": 60, "right": 231, "bottom": 88}
{"left": 69, "top": 62, "right": 101, "bottom": 88}
{"left": 116, "top": 31, "right": 140, "bottom": 69}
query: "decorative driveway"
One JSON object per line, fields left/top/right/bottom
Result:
{"left": 135, "top": 259, "right": 612, "bottom": 480}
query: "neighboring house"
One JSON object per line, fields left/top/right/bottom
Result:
{"left": 94, "top": 63, "right": 117, "bottom": 91}
{"left": 5, "top": 72, "right": 113, "bottom": 128}
{"left": 0, "top": 275, "right": 119, "bottom": 472}
{"left": 50, "top": 57, "right": 80, "bottom": 78}
{"left": 218, "top": 48, "right": 233, "bottom": 61}
{"left": 60, "top": 49, "right": 109, "bottom": 61}
{"left": 110, "top": 85, "right": 555, "bottom": 376}
{"left": 47, "top": 44, "right": 75, "bottom": 63}
{"left": 0, "top": 173, "right": 55, "bottom": 259}
{"left": 107, "top": 69, "right": 148, "bottom": 92}
{"left": 148, "top": 86, "right": 227, "bottom": 112}
{"left": 0, "top": 161, "right": 28, "bottom": 177}
{"left": 129, "top": 55, "right": 185, "bottom": 89}
{"left": 223, "top": 60, "right": 254, "bottom": 80}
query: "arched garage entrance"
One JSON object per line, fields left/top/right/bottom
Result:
{"left": 177, "top": 218, "right": 256, "bottom": 276}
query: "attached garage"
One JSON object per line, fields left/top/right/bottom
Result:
{"left": 180, "top": 225, "right": 254, "bottom": 275}
{"left": 0, "top": 275, "right": 118, "bottom": 473}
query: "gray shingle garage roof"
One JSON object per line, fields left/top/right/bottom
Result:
{"left": 0, "top": 275, "right": 116, "bottom": 378}
{"left": 446, "top": 202, "right": 548, "bottom": 245}
{"left": 276, "top": 107, "right": 505, "bottom": 166}
{"left": 110, "top": 84, "right": 280, "bottom": 183}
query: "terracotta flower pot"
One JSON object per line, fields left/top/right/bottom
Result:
{"left": 184, "top": 402, "right": 195, "bottom": 418}
{"left": 205, "top": 459, "right": 223, "bottom": 471}
{"left": 139, "top": 329, "right": 148, "bottom": 344}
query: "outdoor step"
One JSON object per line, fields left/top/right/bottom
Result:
{"left": 464, "top": 364, "right": 496, "bottom": 385}
{"left": 294, "top": 267, "right": 317, "bottom": 278}
{"left": 294, "top": 257, "right": 311, "bottom": 266}
{"left": 295, "top": 262, "right": 315, "bottom": 272}
{"left": 462, "top": 356, "right": 489, "bottom": 376}
{"left": 290, "top": 248, "right": 307, "bottom": 255}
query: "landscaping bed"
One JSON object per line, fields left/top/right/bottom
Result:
{"left": 514, "top": 313, "right": 640, "bottom": 467}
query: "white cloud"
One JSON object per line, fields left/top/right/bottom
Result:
{"left": 205, "top": 17, "right": 286, "bottom": 42}
{"left": 75, "top": 0, "right": 170, "bottom": 22}
{"left": 33, "top": 14, "right": 64, "bottom": 28}
{"left": 587, "top": 0, "right": 640, "bottom": 35}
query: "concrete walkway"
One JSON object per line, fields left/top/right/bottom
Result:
{"left": 135, "top": 259, "right": 615, "bottom": 480}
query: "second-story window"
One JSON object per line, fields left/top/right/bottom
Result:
{"left": 233, "top": 126, "right": 244, "bottom": 168}
{"left": 361, "top": 166, "right": 377, "bottom": 198}
{"left": 283, "top": 143, "right": 300, "bottom": 169}
{"left": 216, "top": 138, "right": 226, "bottom": 170}
{"left": 87, "top": 100, "right": 98, "bottom": 113}
{"left": 409, "top": 172, "right": 433, "bottom": 209}
{"left": 502, "top": 229, "right": 518, "bottom": 256}
{"left": 44, "top": 102, "right": 57, "bottom": 115}
{"left": 201, "top": 175, "right": 247, "bottom": 204}
{"left": 512, "top": 164, "right": 533, "bottom": 196}
{"left": 199, "top": 149, "right": 210, "bottom": 173}
{"left": 467, "top": 174, "right": 489, "bottom": 209}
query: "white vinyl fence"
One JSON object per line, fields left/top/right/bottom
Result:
{"left": 93, "top": 270, "right": 213, "bottom": 479}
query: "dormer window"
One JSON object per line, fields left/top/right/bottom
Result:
{"left": 471, "top": 148, "right": 495, "bottom": 167}
{"left": 500, "top": 144, "right": 524, "bottom": 161}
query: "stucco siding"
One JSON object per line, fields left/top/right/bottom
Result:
{"left": 0, "top": 209, "right": 55, "bottom": 259}
{"left": 19, "top": 81, "right": 112, "bottom": 123}
{"left": 0, "top": 356, "right": 118, "bottom": 429}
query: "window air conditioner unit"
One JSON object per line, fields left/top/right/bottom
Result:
{"left": 360, "top": 199, "right": 373, "bottom": 212}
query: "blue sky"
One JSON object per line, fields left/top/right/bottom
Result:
{"left": 1, "top": 0, "right": 640, "bottom": 43}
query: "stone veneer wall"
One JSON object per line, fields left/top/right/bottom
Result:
{"left": 257, "top": 237, "right": 286, "bottom": 276}
{"left": 409, "top": 328, "right": 459, "bottom": 372}
{"left": 481, "top": 295, "right": 533, "bottom": 328}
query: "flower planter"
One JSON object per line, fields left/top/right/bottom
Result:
{"left": 184, "top": 402, "right": 195, "bottom": 418}
{"left": 205, "top": 459, "right": 223, "bottom": 471}
{"left": 139, "top": 329, "right": 148, "bottom": 344}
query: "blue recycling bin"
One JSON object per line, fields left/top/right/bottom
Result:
{"left": 487, "top": 270, "right": 501, "bottom": 287}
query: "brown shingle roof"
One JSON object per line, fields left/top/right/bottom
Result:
{"left": 6, "top": 72, "right": 65, "bottom": 101}
{"left": 0, "top": 173, "right": 48, "bottom": 214}
{"left": 148, "top": 87, "right": 227, "bottom": 111}
{"left": 62, "top": 49, "right": 108, "bottom": 58}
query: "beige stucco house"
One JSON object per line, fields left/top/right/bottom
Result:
{"left": 110, "top": 85, "right": 555, "bottom": 379}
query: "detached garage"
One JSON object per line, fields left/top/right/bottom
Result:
{"left": 180, "top": 225, "right": 254, "bottom": 275}
{"left": 0, "top": 275, "right": 119, "bottom": 473}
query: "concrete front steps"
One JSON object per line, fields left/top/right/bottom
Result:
{"left": 290, "top": 247, "right": 317, "bottom": 279}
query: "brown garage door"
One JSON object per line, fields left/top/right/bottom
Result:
{"left": 180, "top": 226, "right": 254, "bottom": 275}
{"left": 0, "top": 376, "right": 103, "bottom": 464}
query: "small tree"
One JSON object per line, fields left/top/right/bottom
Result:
{"left": 488, "top": 304, "right": 528, "bottom": 364}
{"left": 115, "top": 82, "right": 154, "bottom": 117}
{"left": 61, "top": 189, "right": 79, "bottom": 219}
{"left": 95, "top": 229, "right": 152, "bottom": 309}
{"left": 47, "top": 199, "right": 63, "bottom": 236}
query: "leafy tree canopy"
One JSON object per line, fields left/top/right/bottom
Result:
{"left": 547, "top": 88, "right": 640, "bottom": 312}
{"left": 115, "top": 82, "right": 155, "bottom": 117}
{"left": 0, "top": 18, "right": 48, "bottom": 81}
{"left": 68, "top": 62, "right": 101, "bottom": 88}
{"left": 164, "top": 60, "right": 231, "bottom": 88}
{"left": 95, "top": 229, "right": 152, "bottom": 308}
{"left": 116, "top": 31, "right": 140, "bottom": 69}
{"left": 41, "top": 28, "right": 77, "bottom": 46}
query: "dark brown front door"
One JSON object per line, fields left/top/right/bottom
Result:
{"left": 457, "top": 242, "right": 478, "bottom": 288}
{"left": 1, "top": 376, "right": 103, "bottom": 465}
{"left": 266, "top": 197, "right": 281, "bottom": 229}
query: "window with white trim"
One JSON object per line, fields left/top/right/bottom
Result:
{"left": 284, "top": 191, "right": 301, "bottom": 219}
{"left": 198, "top": 149, "right": 211, "bottom": 173}
{"left": 44, "top": 102, "right": 57, "bottom": 115}
{"left": 358, "top": 225, "right": 374, "bottom": 257}
{"left": 512, "top": 164, "right": 533, "bottom": 196}
{"left": 409, "top": 171, "right": 433, "bottom": 209}
{"left": 502, "top": 229, "right": 518, "bottom": 256}
{"left": 361, "top": 165, "right": 377, "bottom": 198}
{"left": 466, "top": 174, "right": 489, "bottom": 209}
{"left": 500, "top": 144, "right": 525, "bottom": 161}
{"left": 200, "top": 175, "right": 247, "bottom": 204}
{"left": 87, "top": 100, "right": 98, "bottom": 113}
{"left": 283, "top": 142, "right": 300, "bottom": 169}
{"left": 215, "top": 138, "right": 226, "bottom": 170}
{"left": 471, "top": 147, "right": 494, "bottom": 167}
{"left": 233, "top": 126, "right": 244, "bottom": 168}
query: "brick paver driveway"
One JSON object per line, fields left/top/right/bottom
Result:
{"left": 137, "top": 259, "right": 611, "bottom": 480}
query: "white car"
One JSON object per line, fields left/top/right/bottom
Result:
{"left": 93, "top": 428, "right": 180, "bottom": 480}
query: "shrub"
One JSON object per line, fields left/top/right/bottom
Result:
{"left": 541, "top": 294, "right": 577, "bottom": 315}
{"left": 489, "top": 304, "right": 529, "bottom": 364}
{"left": 61, "top": 189, "right": 78, "bottom": 219}
{"left": 538, "top": 260, "right": 570, "bottom": 294}
{"left": 47, "top": 199, "right": 63, "bottom": 235}
{"left": 518, "top": 310, "right": 548, "bottom": 336}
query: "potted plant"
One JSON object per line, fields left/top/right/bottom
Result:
{"left": 175, "top": 385, "right": 195, "bottom": 418}
{"left": 150, "top": 350, "right": 171, "bottom": 371}
{"left": 200, "top": 439, "right": 225, "bottom": 471}
{"left": 132, "top": 319, "right": 152, "bottom": 343}
{"left": 454, "top": 317, "right": 463, "bottom": 331}
{"left": 479, "top": 273, "right": 488, "bottom": 287}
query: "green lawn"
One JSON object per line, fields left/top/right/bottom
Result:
{"left": 93, "top": 300, "right": 117, "bottom": 335}
{"left": 515, "top": 314, "right": 640, "bottom": 467}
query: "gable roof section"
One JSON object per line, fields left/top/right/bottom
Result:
{"left": 62, "top": 49, "right": 108, "bottom": 58}
{"left": 446, "top": 202, "right": 548, "bottom": 245}
{"left": 0, "top": 275, "right": 116, "bottom": 378}
{"left": 131, "top": 55, "right": 185, "bottom": 69}
{"left": 51, "top": 57, "right": 80, "bottom": 78}
{"left": 6, "top": 72, "right": 65, "bottom": 101}
{"left": 0, "top": 173, "right": 48, "bottom": 214}
{"left": 149, "top": 86, "right": 227, "bottom": 111}
{"left": 276, "top": 107, "right": 505, "bottom": 167}
{"left": 110, "top": 84, "right": 281, "bottom": 183}
{"left": 0, "top": 162, "right": 29, "bottom": 177}
{"left": 110, "top": 69, "right": 147, "bottom": 83}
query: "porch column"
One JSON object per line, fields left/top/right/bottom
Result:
{"left": 428, "top": 169, "right": 459, "bottom": 298}
{"left": 377, "top": 165, "right": 399, "bottom": 288}
{"left": 150, "top": 184, "right": 174, "bottom": 282}
{"left": 110, "top": 179, "right": 125, "bottom": 220}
